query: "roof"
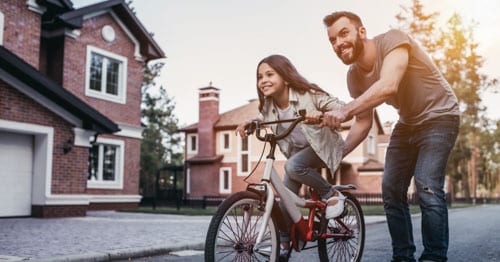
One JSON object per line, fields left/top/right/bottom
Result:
{"left": 41, "top": 0, "right": 164, "bottom": 61}
{"left": 179, "top": 99, "right": 260, "bottom": 132}
{"left": 0, "top": 46, "right": 119, "bottom": 133}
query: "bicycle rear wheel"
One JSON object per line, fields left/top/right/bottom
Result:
{"left": 317, "top": 192, "right": 365, "bottom": 262}
{"left": 204, "top": 190, "right": 280, "bottom": 261}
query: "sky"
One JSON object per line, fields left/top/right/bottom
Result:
{"left": 73, "top": 0, "right": 500, "bottom": 127}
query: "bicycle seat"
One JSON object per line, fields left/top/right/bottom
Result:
{"left": 332, "top": 184, "right": 357, "bottom": 191}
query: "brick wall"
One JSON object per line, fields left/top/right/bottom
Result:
{"left": 0, "top": 0, "right": 41, "bottom": 69}
{"left": 0, "top": 82, "right": 89, "bottom": 195}
{"left": 62, "top": 13, "right": 143, "bottom": 126}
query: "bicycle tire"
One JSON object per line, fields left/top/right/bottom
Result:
{"left": 317, "top": 192, "right": 365, "bottom": 262}
{"left": 204, "top": 190, "right": 280, "bottom": 262}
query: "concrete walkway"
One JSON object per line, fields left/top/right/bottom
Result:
{"left": 0, "top": 211, "right": 386, "bottom": 261}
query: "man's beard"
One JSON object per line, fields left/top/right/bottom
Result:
{"left": 338, "top": 34, "right": 364, "bottom": 65}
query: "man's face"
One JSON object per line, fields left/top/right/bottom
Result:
{"left": 326, "top": 17, "right": 365, "bottom": 65}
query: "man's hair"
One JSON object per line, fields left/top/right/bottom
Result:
{"left": 323, "top": 11, "right": 363, "bottom": 28}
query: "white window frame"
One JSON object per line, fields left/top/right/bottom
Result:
{"left": 87, "top": 137, "right": 125, "bottom": 189}
{"left": 0, "top": 11, "right": 4, "bottom": 45}
{"left": 85, "top": 45, "right": 127, "bottom": 104}
{"left": 187, "top": 134, "right": 198, "bottom": 154}
{"left": 219, "top": 167, "right": 232, "bottom": 194}
{"left": 367, "top": 134, "right": 376, "bottom": 155}
{"left": 237, "top": 136, "right": 251, "bottom": 176}
{"left": 219, "top": 131, "right": 232, "bottom": 153}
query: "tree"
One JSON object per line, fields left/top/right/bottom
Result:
{"left": 395, "top": 0, "right": 499, "bottom": 198}
{"left": 140, "top": 62, "right": 182, "bottom": 198}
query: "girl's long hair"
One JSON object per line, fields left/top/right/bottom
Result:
{"left": 256, "top": 54, "right": 327, "bottom": 111}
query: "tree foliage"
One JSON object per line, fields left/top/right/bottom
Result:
{"left": 395, "top": 0, "right": 500, "bottom": 198}
{"left": 140, "top": 62, "right": 182, "bottom": 197}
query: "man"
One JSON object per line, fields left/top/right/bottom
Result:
{"left": 320, "top": 11, "right": 460, "bottom": 262}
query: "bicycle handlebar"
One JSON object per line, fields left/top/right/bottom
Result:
{"left": 245, "top": 109, "right": 306, "bottom": 142}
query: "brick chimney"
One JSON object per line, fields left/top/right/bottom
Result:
{"left": 197, "top": 84, "right": 220, "bottom": 157}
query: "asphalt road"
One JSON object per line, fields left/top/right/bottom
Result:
{"left": 124, "top": 204, "right": 500, "bottom": 261}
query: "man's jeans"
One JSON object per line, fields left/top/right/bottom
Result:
{"left": 383, "top": 115, "right": 459, "bottom": 262}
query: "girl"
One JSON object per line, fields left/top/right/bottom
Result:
{"left": 235, "top": 54, "right": 346, "bottom": 257}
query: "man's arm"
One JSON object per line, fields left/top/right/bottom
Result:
{"left": 322, "top": 46, "right": 409, "bottom": 128}
{"left": 342, "top": 109, "right": 373, "bottom": 157}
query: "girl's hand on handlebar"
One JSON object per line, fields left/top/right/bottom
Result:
{"left": 303, "top": 110, "right": 323, "bottom": 125}
{"left": 235, "top": 119, "right": 258, "bottom": 137}
{"left": 235, "top": 120, "right": 251, "bottom": 137}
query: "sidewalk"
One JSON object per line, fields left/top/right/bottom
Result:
{"left": 0, "top": 211, "right": 386, "bottom": 261}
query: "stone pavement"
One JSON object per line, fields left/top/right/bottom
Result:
{"left": 0, "top": 211, "right": 386, "bottom": 261}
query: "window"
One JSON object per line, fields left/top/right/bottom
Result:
{"left": 87, "top": 138, "right": 124, "bottom": 189}
{"left": 85, "top": 46, "right": 127, "bottom": 103}
{"left": 219, "top": 131, "right": 231, "bottom": 152}
{"left": 238, "top": 136, "right": 250, "bottom": 176}
{"left": 187, "top": 134, "right": 198, "bottom": 154}
{"left": 367, "top": 134, "right": 376, "bottom": 155}
{"left": 219, "top": 168, "right": 231, "bottom": 194}
{"left": 186, "top": 168, "right": 191, "bottom": 194}
{"left": 0, "top": 11, "right": 4, "bottom": 45}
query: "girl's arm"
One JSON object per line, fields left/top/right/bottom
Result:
{"left": 235, "top": 114, "right": 263, "bottom": 137}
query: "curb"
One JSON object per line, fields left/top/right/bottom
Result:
{"left": 31, "top": 242, "right": 205, "bottom": 262}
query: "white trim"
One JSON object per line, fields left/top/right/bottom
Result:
{"left": 87, "top": 137, "right": 125, "bottom": 189}
{"left": 219, "top": 131, "right": 232, "bottom": 153}
{"left": 199, "top": 89, "right": 220, "bottom": 95}
{"left": 219, "top": 168, "right": 232, "bottom": 194}
{"left": 343, "top": 156, "right": 368, "bottom": 163}
{"left": 88, "top": 194, "right": 142, "bottom": 203}
{"left": 186, "top": 168, "right": 191, "bottom": 194}
{"left": 85, "top": 45, "right": 128, "bottom": 104}
{"left": 359, "top": 171, "right": 383, "bottom": 176}
{"left": 0, "top": 11, "right": 3, "bottom": 45}
{"left": 187, "top": 134, "right": 198, "bottom": 154}
{"left": 0, "top": 120, "right": 54, "bottom": 206}
{"left": 115, "top": 124, "right": 143, "bottom": 139}
{"left": 199, "top": 97, "right": 219, "bottom": 102}
{"left": 44, "top": 194, "right": 90, "bottom": 205}
{"left": 74, "top": 128, "right": 96, "bottom": 147}
{"left": 42, "top": 194, "right": 142, "bottom": 205}
{"left": 221, "top": 156, "right": 237, "bottom": 163}
{"left": 65, "top": 29, "right": 81, "bottom": 39}
{"left": 26, "top": 0, "right": 46, "bottom": 14}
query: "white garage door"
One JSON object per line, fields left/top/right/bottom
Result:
{"left": 0, "top": 131, "right": 33, "bottom": 217}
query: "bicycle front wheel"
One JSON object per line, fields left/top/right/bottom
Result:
{"left": 204, "top": 191, "right": 280, "bottom": 262}
{"left": 318, "top": 192, "right": 365, "bottom": 262}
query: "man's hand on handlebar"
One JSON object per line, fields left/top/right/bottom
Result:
{"left": 303, "top": 110, "right": 323, "bottom": 125}
{"left": 319, "top": 109, "right": 347, "bottom": 129}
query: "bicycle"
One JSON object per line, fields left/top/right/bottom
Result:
{"left": 205, "top": 110, "right": 365, "bottom": 261}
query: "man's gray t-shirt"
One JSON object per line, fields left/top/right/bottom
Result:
{"left": 347, "top": 29, "right": 460, "bottom": 125}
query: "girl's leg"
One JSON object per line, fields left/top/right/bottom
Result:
{"left": 284, "top": 146, "right": 333, "bottom": 199}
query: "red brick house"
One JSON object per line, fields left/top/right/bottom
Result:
{"left": 0, "top": 0, "right": 164, "bottom": 217}
{"left": 180, "top": 86, "right": 388, "bottom": 202}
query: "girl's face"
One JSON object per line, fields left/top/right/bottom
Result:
{"left": 257, "top": 63, "right": 287, "bottom": 98}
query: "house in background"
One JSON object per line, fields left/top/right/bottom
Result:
{"left": 0, "top": 0, "right": 163, "bottom": 217}
{"left": 180, "top": 85, "right": 389, "bottom": 202}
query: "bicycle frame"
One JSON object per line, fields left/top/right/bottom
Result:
{"left": 249, "top": 111, "right": 349, "bottom": 253}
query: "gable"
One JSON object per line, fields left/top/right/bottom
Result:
{"left": 42, "top": 0, "right": 164, "bottom": 62}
